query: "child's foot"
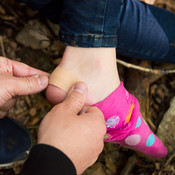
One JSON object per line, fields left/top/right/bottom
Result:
{"left": 46, "top": 46, "right": 120, "bottom": 105}
{"left": 93, "top": 82, "right": 167, "bottom": 158}
{"left": 46, "top": 46, "right": 167, "bottom": 158}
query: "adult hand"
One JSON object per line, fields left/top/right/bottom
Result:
{"left": 38, "top": 82, "right": 106, "bottom": 175}
{"left": 0, "top": 56, "right": 49, "bottom": 119}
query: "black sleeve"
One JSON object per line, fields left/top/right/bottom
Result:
{"left": 20, "top": 144, "right": 77, "bottom": 175}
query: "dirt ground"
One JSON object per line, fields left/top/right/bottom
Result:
{"left": 0, "top": 0, "right": 175, "bottom": 174}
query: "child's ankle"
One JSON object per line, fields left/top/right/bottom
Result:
{"left": 46, "top": 46, "right": 120, "bottom": 105}
{"left": 59, "top": 46, "right": 120, "bottom": 104}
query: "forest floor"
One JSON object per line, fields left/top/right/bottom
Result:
{"left": 0, "top": 0, "right": 175, "bottom": 174}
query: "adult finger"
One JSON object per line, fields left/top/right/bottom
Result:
{"left": 85, "top": 106, "right": 106, "bottom": 135}
{"left": 79, "top": 105, "right": 91, "bottom": 114}
{"left": 63, "top": 82, "right": 88, "bottom": 114}
{"left": 12, "top": 74, "right": 48, "bottom": 96}
{"left": 0, "top": 98, "right": 17, "bottom": 111}
{"left": 0, "top": 98, "right": 16, "bottom": 118}
{"left": 86, "top": 106, "right": 104, "bottom": 119}
{"left": 11, "top": 59, "right": 49, "bottom": 77}
{"left": 0, "top": 111, "right": 7, "bottom": 119}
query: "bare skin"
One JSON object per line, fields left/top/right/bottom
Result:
{"left": 46, "top": 47, "right": 120, "bottom": 105}
{"left": 139, "top": 0, "right": 155, "bottom": 5}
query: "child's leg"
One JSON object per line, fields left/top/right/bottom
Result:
{"left": 58, "top": 0, "right": 175, "bottom": 63}
{"left": 116, "top": 0, "right": 175, "bottom": 63}
{"left": 46, "top": 47, "right": 167, "bottom": 158}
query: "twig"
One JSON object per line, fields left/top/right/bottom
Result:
{"left": 163, "top": 151, "right": 175, "bottom": 168}
{"left": 116, "top": 59, "right": 175, "bottom": 75}
{"left": 27, "top": 125, "right": 39, "bottom": 129}
{"left": 0, "top": 36, "right": 6, "bottom": 57}
{"left": 157, "top": 151, "right": 175, "bottom": 175}
{"left": 0, "top": 1, "right": 18, "bottom": 18}
{"left": 0, "top": 159, "right": 26, "bottom": 170}
{"left": 120, "top": 154, "right": 137, "bottom": 175}
{"left": 0, "top": 1, "right": 26, "bottom": 25}
{"left": 147, "top": 118, "right": 156, "bottom": 131}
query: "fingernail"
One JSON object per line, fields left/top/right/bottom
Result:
{"left": 35, "top": 75, "right": 48, "bottom": 86}
{"left": 73, "top": 82, "right": 87, "bottom": 94}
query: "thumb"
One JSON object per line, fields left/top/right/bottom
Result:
{"left": 12, "top": 75, "right": 48, "bottom": 96}
{"left": 63, "top": 82, "right": 88, "bottom": 114}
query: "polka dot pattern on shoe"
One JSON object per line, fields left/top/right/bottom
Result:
{"left": 135, "top": 117, "right": 141, "bottom": 128}
{"left": 146, "top": 134, "right": 155, "bottom": 146}
{"left": 106, "top": 115, "right": 120, "bottom": 128}
{"left": 125, "top": 134, "right": 141, "bottom": 146}
{"left": 126, "top": 90, "right": 129, "bottom": 100}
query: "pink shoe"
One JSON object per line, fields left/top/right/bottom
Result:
{"left": 93, "top": 82, "right": 167, "bottom": 158}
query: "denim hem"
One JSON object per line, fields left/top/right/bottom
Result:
{"left": 58, "top": 30, "right": 118, "bottom": 47}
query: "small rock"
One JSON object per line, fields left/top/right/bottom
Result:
{"left": 157, "top": 96, "right": 175, "bottom": 153}
{"left": 16, "top": 19, "right": 51, "bottom": 49}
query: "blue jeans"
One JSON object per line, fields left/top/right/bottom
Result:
{"left": 19, "top": 0, "right": 175, "bottom": 64}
